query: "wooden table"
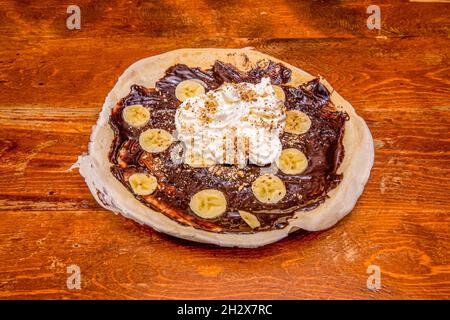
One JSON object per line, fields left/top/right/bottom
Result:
{"left": 0, "top": 0, "right": 449, "bottom": 300}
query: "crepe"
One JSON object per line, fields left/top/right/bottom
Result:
{"left": 76, "top": 48, "right": 374, "bottom": 247}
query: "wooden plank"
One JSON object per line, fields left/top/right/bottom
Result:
{"left": 0, "top": 37, "right": 449, "bottom": 107}
{"left": 0, "top": 0, "right": 449, "bottom": 40}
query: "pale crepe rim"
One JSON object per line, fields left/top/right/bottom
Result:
{"left": 76, "top": 47, "right": 374, "bottom": 248}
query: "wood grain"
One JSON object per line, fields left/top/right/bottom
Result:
{"left": 0, "top": 0, "right": 449, "bottom": 299}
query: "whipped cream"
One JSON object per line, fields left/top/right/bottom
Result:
{"left": 175, "top": 77, "right": 286, "bottom": 167}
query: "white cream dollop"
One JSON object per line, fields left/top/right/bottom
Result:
{"left": 175, "top": 77, "right": 286, "bottom": 167}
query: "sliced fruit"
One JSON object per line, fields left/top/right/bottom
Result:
{"left": 276, "top": 148, "right": 308, "bottom": 175}
{"left": 122, "top": 105, "right": 150, "bottom": 128}
{"left": 185, "top": 153, "right": 215, "bottom": 168}
{"left": 251, "top": 174, "right": 286, "bottom": 204}
{"left": 139, "top": 128, "right": 173, "bottom": 153}
{"left": 175, "top": 79, "right": 206, "bottom": 102}
{"left": 272, "top": 85, "right": 286, "bottom": 102}
{"left": 189, "top": 189, "right": 227, "bottom": 219}
{"left": 285, "top": 110, "right": 311, "bottom": 135}
{"left": 128, "top": 173, "right": 157, "bottom": 196}
{"left": 238, "top": 210, "right": 261, "bottom": 229}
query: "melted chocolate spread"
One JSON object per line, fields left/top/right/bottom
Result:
{"left": 108, "top": 60, "right": 348, "bottom": 233}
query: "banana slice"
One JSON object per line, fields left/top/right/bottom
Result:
{"left": 238, "top": 210, "right": 261, "bottom": 229}
{"left": 175, "top": 79, "right": 206, "bottom": 102}
{"left": 189, "top": 189, "right": 227, "bottom": 219}
{"left": 251, "top": 174, "right": 286, "bottom": 204}
{"left": 185, "top": 153, "right": 215, "bottom": 168}
{"left": 139, "top": 128, "right": 173, "bottom": 153}
{"left": 122, "top": 105, "right": 150, "bottom": 128}
{"left": 276, "top": 148, "right": 308, "bottom": 175}
{"left": 128, "top": 173, "right": 157, "bottom": 196}
{"left": 285, "top": 110, "right": 311, "bottom": 135}
{"left": 272, "top": 85, "right": 286, "bottom": 102}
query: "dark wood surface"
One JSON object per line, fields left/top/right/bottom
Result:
{"left": 0, "top": 0, "right": 449, "bottom": 299}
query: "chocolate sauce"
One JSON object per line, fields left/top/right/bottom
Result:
{"left": 108, "top": 60, "right": 347, "bottom": 233}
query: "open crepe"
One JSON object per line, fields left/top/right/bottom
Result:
{"left": 76, "top": 48, "right": 374, "bottom": 248}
